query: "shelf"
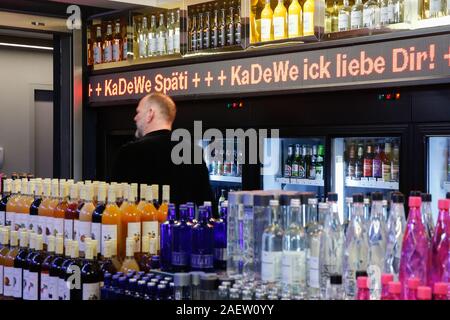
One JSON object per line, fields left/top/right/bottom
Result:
{"left": 345, "top": 178, "right": 399, "bottom": 190}
{"left": 442, "top": 181, "right": 450, "bottom": 192}
{"left": 209, "top": 175, "right": 242, "bottom": 183}
{"left": 275, "top": 177, "right": 325, "bottom": 187}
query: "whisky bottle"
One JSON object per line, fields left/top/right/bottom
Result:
{"left": 167, "top": 12, "right": 175, "bottom": 54}
{"left": 112, "top": 22, "right": 122, "bottom": 62}
{"left": 149, "top": 15, "right": 157, "bottom": 57}
{"left": 211, "top": 6, "right": 219, "bottom": 48}
{"left": 190, "top": 14, "right": 198, "bottom": 51}
{"left": 338, "top": 0, "right": 352, "bottom": 31}
{"left": 204, "top": 10, "right": 211, "bottom": 49}
{"left": 330, "top": 1, "right": 340, "bottom": 32}
{"left": 234, "top": 2, "right": 242, "bottom": 44}
{"left": 138, "top": 17, "right": 148, "bottom": 58}
{"left": 198, "top": 10, "right": 205, "bottom": 50}
{"left": 174, "top": 10, "right": 181, "bottom": 53}
{"left": 351, "top": 0, "right": 364, "bottom": 29}
{"left": 219, "top": 6, "right": 227, "bottom": 46}
{"left": 103, "top": 23, "right": 113, "bottom": 63}
{"left": 288, "top": 0, "right": 303, "bottom": 38}
{"left": 93, "top": 26, "right": 103, "bottom": 64}
{"left": 87, "top": 28, "right": 93, "bottom": 65}
{"left": 226, "top": 2, "right": 235, "bottom": 45}
{"left": 157, "top": 13, "right": 168, "bottom": 56}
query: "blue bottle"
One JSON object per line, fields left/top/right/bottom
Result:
{"left": 186, "top": 202, "right": 197, "bottom": 224}
{"left": 214, "top": 201, "right": 228, "bottom": 270}
{"left": 137, "top": 280, "right": 146, "bottom": 300}
{"left": 115, "top": 276, "right": 128, "bottom": 300}
{"left": 101, "top": 273, "right": 112, "bottom": 300}
{"left": 125, "top": 278, "right": 138, "bottom": 300}
{"left": 145, "top": 282, "right": 157, "bottom": 300}
{"left": 109, "top": 274, "right": 121, "bottom": 300}
{"left": 191, "top": 206, "right": 214, "bottom": 272}
{"left": 160, "top": 204, "right": 177, "bottom": 271}
{"left": 172, "top": 204, "right": 192, "bottom": 272}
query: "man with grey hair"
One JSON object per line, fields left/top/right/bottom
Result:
{"left": 111, "top": 93, "right": 213, "bottom": 206}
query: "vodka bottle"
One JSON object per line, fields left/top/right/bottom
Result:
{"left": 343, "top": 193, "right": 369, "bottom": 299}
{"left": 156, "top": 14, "right": 168, "bottom": 56}
{"left": 306, "top": 198, "right": 322, "bottom": 300}
{"left": 351, "top": 0, "right": 364, "bottom": 29}
{"left": 148, "top": 15, "right": 157, "bottom": 56}
{"left": 367, "top": 192, "right": 387, "bottom": 300}
{"left": 363, "top": 0, "right": 381, "bottom": 28}
{"left": 420, "top": 193, "right": 434, "bottom": 242}
{"left": 338, "top": 0, "right": 352, "bottom": 31}
{"left": 319, "top": 193, "right": 344, "bottom": 299}
{"left": 138, "top": 17, "right": 149, "bottom": 58}
{"left": 383, "top": 192, "right": 406, "bottom": 279}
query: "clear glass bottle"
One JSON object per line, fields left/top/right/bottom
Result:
{"left": 189, "top": 14, "right": 198, "bottom": 52}
{"left": 338, "top": 0, "right": 352, "bottom": 31}
{"left": 306, "top": 198, "right": 322, "bottom": 300}
{"left": 167, "top": 12, "right": 175, "bottom": 54}
{"left": 149, "top": 15, "right": 157, "bottom": 56}
{"left": 203, "top": 9, "right": 211, "bottom": 49}
{"left": 387, "top": 0, "right": 403, "bottom": 24}
{"left": 103, "top": 23, "right": 113, "bottom": 63}
{"left": 197, "top": 10, "right": 204, "bottom": 50}
{"left": 138, "top": 17, "right": 148, "bottom": 58}
{"left": 174, "top": 10, "right": 180, "bottom": 53}
{"left": 211, "top": 6, "right": 219, "bottom": 48}
{"left": 363, "top": 0, "right": 381, "bottom": 28}
{"left": 380, "top": 0, "right": 390, "bottom": 25}
{"left": 226, "top": 192, "right": 242, "bottom": 277}
{"left": 156, "top": 13, "right": 168, "bottom": 56}
{"left": 234, "top": 1, "right": 242, "bottom": 44}
{"left": 226, "top": 1, "right": 235, "bottom": 45}
{"left": 351, "top": 0, "right": 364, "bottom": 29}
{"left": 174, "top": 273, "right": 191, "bottom": 300}
{"left": 421, "top": 193, "right": 434, "bottom": 242}
{"left": 328, "top": 274, "right": 344, "bottom": 299}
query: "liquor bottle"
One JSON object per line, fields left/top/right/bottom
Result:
{"left": 203, "top": 10, "right": 211, "bottom": 49}
{"left": 382, "top": 142, "right": 392, "bottom": 181}
{"left": 138, "top": 17, "right": 149, "bottom": 59}
{"left": 160, "top": 204, "right": 176, "bottom": 271}
{"left": 226, "top": 1, "right": 235, "bottom": 45}
{"left": 157, "top": 13, "right": 168, "bottom": 56}
{"left": 141, "top": 185, "right": 159, "bottom": 254}
{"left": 66, "top": 240, "right": 82, "bottom": 300}
{"left": 388, "top": 0, "right": 402, "bottom": 23}
{"left": 281, "top": 199, "right": 307, "bottom": 298}
{"left": 383, "top": 193, "right": 405, "bottom": 279}
{"left": 214, "top": 201, "right": 227, "bottom": 270}
{"left": 351, "top": 0, "right": 364, "bottom": 29}
{"left": 26, "top": 180, "right": 36, "bottom": 232}
{"left": 346, "top": 142, "right": 356, "bottom": 178}
{"left": 310, "top": 145, "right": 317, "bottom": 180}
{"left": 303, "top": 0, "right": 316, "bottom": 36}
{"left": 372, "top": 144, "right": 382, "bottom": 179}
{"left": 218, "top": 190, "right": 226, "bottom": 213}
{"left": 46, "top": 179, "right": 60, "bottom": 246}
{"left": 87, "top": 27, "right": 93, "bottom": 65}
{"left": 81, "top": 240, "right": 101, "bottom": 300}
{"left": 110, "top": 239, "right": 122, "bottom": 271}
{"left": 356, "top": 276, "right": 370, "bottom": 300}
{"left": 174, "top": 10, "right": 181, "bottom": 53}
{"left": 211, "top": 6, "right": 219, "bottom": 48}
{"left": 315, "top": 144, "right": 325, "bottom": 180}
{"left": 148, "top": 15, "right": 157, "bottom": 57}
{"left": 13, "top": 230, "right": 29, "bottom": 299}
{"left": 288, "top": 0, "right": 303, "bottom": 38}
{"left": 399, "top": 196, "right": 428, "bottom": 299}
{"left": 29, "top": 180, "right": 41, "bottom": 234}
{"left": 273, "top": 0, "right": 288, "bottom": 40}
{"left": 4, "top": 179, "right": 17, "bottom": 229}
{"left": 18, "top": 179, "right": 31, "bottom": 230}
{"left": 338, "top": 0, "right": 351, "bottom": 31}
{"left": 363, "top": 0, "right": 381, "bottom": 28}
{"left": 48, "top": 235, "right": 64, "bottom": 300}
{"left": 93, "top": 26, "right": 103, "bottom": 64}
{"left": 299, "top": 146, "right": 307, "bottom": 179}
{"left": 28, "top": 234, "right": 45, "bottom": 300}
{"left": 22, "top": 232, "right": 37, "bottom": 300}
{"left": 101, "top": 185, "right": 120, "bottom": 260}
{"left": 0, "top": 228, "right": 10, "bottom": 297}
{"left": 260, "top": 0, "right": 274, "bottom": 42}
{"left": 77, "top": 184, "right": 94, "bottom": 257}
{"left": 53, "top": 181, "right": 68, "bottom": 238}
{"left": 234, "top": 2, "right": 242, "bottom": 45}
{"left": 420, "top": 193, "right": 434, "bottom": 241}
{"left": 319, "top": 193, "right": 344, "bottom": 299}
{"left": 191, "top": 206, "right": 214, "bottom": 272}
{"left": 284, "top": 145, "right": 293, "bottom": 177}
{"left": 158, "top": 185, "right": 170, "bottom": 223}
{"left": 426, "top": 0, "right": 445, "bottom": 18}
{"left": 190, "top": 14, "right": 198, "bottom": 51}
{"left": 36, "top": 180, "right": 48, "bottom": 245}
{"left": 353, "top": 144, "right": 363, "bottom": 179}
{"left": 103, "top": 23, "right": 113, "bottom": 63}
{"left": 306, "top": 198, "right": 322, "bottom": 299}
{"left": 219, "top": 6, "right": 227, "bottom": 47}
{"left": 3, "top": 230, "right": 19, "bottom": 298}
{"left": 380, "top": 0, "right": 390, "bottom": 25}
{"left": 330, "top": 1, "right": 340, "bottom": 32}
{"left": 40, "top": 235, "right": 56, "bottom": 300}
{"left": 120, "top": 237, "right": 140, "bottom": 273}
{"left": 112, "top": 22, "right": 123, "bottom": 62}
{"left": 57, "top": 239, "right": 71, "bottom": 300}
{"left": 120, "top": 185, "right": 140, "bottom": 259}
{"left": 343, "top": 194, "right": 369, "bottom": 299}
{"left": 428, "top": 199, "right": 450, "bottom": 288}
{"left": 172, "top": 205, "right": 192, "bottom": 272}
{"left": 64, "top": 183, "right": 78, "bottom": 242}
{"left": 391, "top": 143, "right": 400, "bottom": 182}
{"left": 261, "top": 200, "right": 283, "bottom": 285}
{"left": 8, "top": 179, "right": 21, "bottom": 231}
{"left": 381, "top": 273, "right": 394, "bottom": 299}
{"left": 197, "top": 11, "right": 204, "bottom": 50}
{"left": 100, "top": 240, "right": 117, "bottom": 275}
{"left": 92, "top": 183, "right": 107, "bottom": 257}
{"left": 167, "top": 12, "right": 175, "bottom": 55}
{"left": 291, "top": 144, "right": 300, "bottom": 177}
{"left": 363, "top": 143, "right": 374, "bottom": 178}
{"left": 305, "top": 146, "right": 313, "bottom": 179}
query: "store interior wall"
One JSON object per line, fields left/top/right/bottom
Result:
{"left": 0, "top": 47, "right": 53, "bottom": 176}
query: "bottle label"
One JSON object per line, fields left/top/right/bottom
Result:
{"left": 281, "top": 251, "right": 306, "bottom": 284}
{"left": 363, "top": 159, "right": 373, "bottom": 177}
{"left": 367, "top": 264, "right": 381, "bottom": 300}
{"left": 12, "top": 268, "right": 22, "bottom": 298}
{"left": 338, "top": 13, "right": 349, "bottom": 31}
{"left": 214, "top": 247, "right": 227, "bottom": 261}
{"left": 344, "top": 268, "right": 356, "bottom": 297}
{"left": 190, "top": 254, "right": 214, "bottom": 269}
{"left": 373, "top": 159, "right": 382, "bottom": 178}
{"left": 291, "top": 163, "right": 299, "bottom": 177}
{"left": 380, "top": 6, "right": 389, "bottom": 24}
{"left": 261, "top": 18, "right": 272, "bottom": 41}
{"left": 303, "top": 12, "right": 314, "bottom": 35}
{"left": 211, "top": 29, "right": 218, "bottom": 48}
{"left": 123, "top": 38, "right": 128, "bottom": 59}
{"left": 138, "top": 38, "right": 147, "bottom": 57}
{"left": 382, "top": 163, "right": 391, "bottom": 181}
{"left": 149, "top": 36, "right": 157, "bottom": 55}
{"left": 53, "top": 218, "right": 64, "bottom": 238}
{"left": 308, "top": 256, "right": 320, "bottom": 289}
{"left": 22, "top": 270, "right": 29, "bottom": 299}
{"left": 13, "top": 213, "right": 23, "bottom": 231}
{"left": 91, "top": 222, "right": 101, "bottom": 254}
{"left": 430, "top": 0, "right": 441, "bottom": 14}
{"left": 27, "top": 271, "right": 39, "bottom": 300}
{"left": 197, "top": 30, "right": 204, "bottom": 49}
{"left": 235, "top": 24, "right": 241, "bottom": 44}
{"left": 103, "top": 45, "right": 112, "bottom": 62}
{"left": 273, "top": 17, "right": 285, "bottom": 39}
{"left": 174, "top": 28, "right": 180, "bottom": 52}
{"left": 168, "top": 30, "right": 174, "bottom": 53}
{"left": 101, "top": 224, "right": 117, "bottom": 255}
{"left": 112, "top": 43, "right": 121, "bottom": 62}
{"left": 172, "top": 251, "right": 189, "bottom": 266}
{"left": 284, "top": 164, "right": 292, "bottom": 177}
{"left": 347, "top": 163, "right": 355, "bottom": 177}
{"left": 204, "top": 31, "right": 210, "bottom": 49}
{"left": 142, "top": 221, "right": 159, "bottom": 241}
{"left": 351, "top": 11, "right": 362, "bottom": 29}
{"left": 288, "top": 14, "right": 300, "bottom": 37}
{"left": 3, "top": 266, "right": 16, "bottom": 297}
{"left": 45, "top": 216, "right": 53, "bottom": 244}
{"left": 298, "top": 165, "right": 306, "bottom": 178}
{"left": 41, "top": 273, "right": 57, "bottom": 300}
{"left": 363, "top": 8, "right": 375, "bottom": 28}
{"left": 93, "top": 46, "right": 101, "bottom": 64}
{"left": 157, "top": 34, "right": 166, "bottom": 54}
{"left": 391, "top": 163, "right": 399, "bottom": 181}
{"left": 82, "top": 282, "right": 100, "bottom": 300}
{"left": 261, "top": 251, "right": 282, "bottom": 282}
{"left": 36, "top": 215, "right": 44, "bottom": 236}
{"left": 315, "top": 165, "right": 323, "bottom": 180}
{"left": 0, "top": 210, "right": 4, "bottom": 226}
{"left": 127, "top": 222, "right": 141, "bottom": 253}
{"left": 227, "top": 25, "right": 234, "bottom": 46}
{"left": 64, "top": 219, "right": 74, "bottom": 240}
{"left": 77, "top": 220, "right": 91, "bottom": 252}
{"left": 219, "top": 27, "right": 226, "bottom": 47}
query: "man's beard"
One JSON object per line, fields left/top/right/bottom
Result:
{"left": 135, "top": 128, "right": 143, "bottom": 139}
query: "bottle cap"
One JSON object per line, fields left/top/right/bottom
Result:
{"left": 269, "top": 199, "right": 279, "bottom": 206}
{"left": 371, "top": 192, "right": 383, "bottom": 201}
{"left": 352, "top": 193, "right": 364, "bottom": 203}
{"left": 433, "top": 282, "right": 448, "bottom": 295}
{"left": 381, "top": 273, "right": 394, "bottom": 285}
{"left": 391, "top": 192, "right": 404, "bottom": 204}
{"left": 327, "top": 192, "right": 338, "bottom": 202}
{"left": 410, "top": 190, "right": 422, "bottom": 197}
{"left": 388, "top": 281, "right": 401, "bottom": 294}
{"left": 438, "top": 199, "right": 449, "bottom": 210}
{"left": 174, "top": 273, "right": 191, "bottom": 286}
{"left": 407, "top": 277, "right": 420, "bottom": 289}
{"left": 357, "top": 276, "right": 368, "bottom": 288}
{"left": 345, "top": 197, "right": 353, "bottom": 204}
{"left": 417, "top": 286, "right": 432, "bottom": 300}
{"left": 408, "top": 196, "right": 421, "bottom": 208}
{"left": 421, "top": 193, "right": 431, "bottom": 202}
{"left": 446, "top": 192, "right": 450, "bottom": 200}
{"left": 355, "top": 270, "right": 368, "bottom": 279}
{"left": 330, "top": 274, "right": 342, "bottom": 285}
{"left": 290, "top": 199, "right": 300, "bottom": 207}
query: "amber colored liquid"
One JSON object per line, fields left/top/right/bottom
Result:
{"left": 38, "top": 196, "right": 50, "bottom": 238}
{"left": 120, "top": 202, "right": 141, "bottom": 260}
{"left": 138, "top": 201, "right": 158, "bottom": 226}
{"left": 65, "top": 201, "right": 79, "bottom": 220}
{"left": 157, "top": 202, "right": 168, "bottom": 223}
{"left": 54, "top": 199, "right": 68, "bottom": 237}
{"left": 102, "top": 202, "right": 122, "bottom": 259}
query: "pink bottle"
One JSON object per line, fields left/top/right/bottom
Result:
{"left": 381, "top": 274, "right": 394, "bottom": 300}
{"left": 433, "top": 282, "right": 448, "bottom": 300}
{"left": 356, "top": 276, "right": 370, "bottom": 300}
{"left": 417, "top": 286, "right": 432, "bottom": 300}
{"left": 388, "top": 281, "right": 402, "bottom": 300}
{"left": 406, "top": 277, "right": 420, "bottom": 300}
{"left": 399, "top": 196, "right": 429, "bottom": 299}
{"left": 428, "top": 199, "right": 450, "bottom": 288}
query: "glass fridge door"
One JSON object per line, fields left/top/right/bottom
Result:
{"left": 427, "top": 136, "right": 450, "bottom": 221}
{"left": 331, "top": 136, "right": 401, "bottom": 225}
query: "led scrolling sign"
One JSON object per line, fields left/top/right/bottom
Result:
{"left": 88, "top": 34, "right": 450, "bottom": 103}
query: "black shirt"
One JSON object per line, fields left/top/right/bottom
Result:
{"left": 111, "top": 129, "right": 214, "bottom": 206}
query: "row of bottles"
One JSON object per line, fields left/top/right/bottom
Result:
{"left": 88, "top": 21, "right": 128, "bottom": 65}
{"left": 284, "top": 144, "right": 325, "bottom": 180}
{"left": 188, "top": 0, "right": 242, "bottom": 52}
{"left": 207, "top": 148, "right": 243, "bottom": 177}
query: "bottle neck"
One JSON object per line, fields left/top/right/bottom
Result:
{"left": 352, "top": 203, "right": 364, "bottom": 220}
{"left": 371, "top": 201, "right": 383, "bottom": 219}
{"left": 308, "top": 204, "right": 318, "bottom": 224}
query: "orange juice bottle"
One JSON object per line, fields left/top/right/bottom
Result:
{"left": 37, "top": 180, "right": 51, "bottom": 241}
{"left": 139, "top": 184, "right": 159, "bottom": 255}
{"left": 157, "top": 185, "right": 170, "bottom": 223}
{"left": 120, "top": 184, "right": 141, "bottom": 260}
{"left": 130, "top": 183, "right": 138, "bottom": 205}
{"left": 77, "top": 183, "right": 95, "bottom": 257}
{"left": 101, "top": 184, "right": 122, "bottom": 259}
{"left": 53, "top": 181, "right": 69, "bottom": 237}
{"left": 120, "top": 237, "right": 140, "bottom": 273}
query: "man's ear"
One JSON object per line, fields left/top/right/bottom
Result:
{"left": 146, "top": 108, "right": 154, "bottom": 123}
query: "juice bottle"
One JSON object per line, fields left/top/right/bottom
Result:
{"left": 64, "top": 183, "right": 79, "bottom": 242}
{"left": 139, "top": 184, "right": 159, "bottom": 256}
{"left": 0, "top": 179, "right": 12, "bottom": 227}
{"left": 13, "top": 229, "right": 29, "bottom": 299}
{"left": 6, "top": 179, "right": 20, "bottom": 231}
{"left": 303, "top": 0, "right": 316, "bottom": 36}
{"left": 121, "top": 184, "right": 141, "bottom": 259}
{"left": 77, "top": 184, "right": 95, "bottom": 258}
{"left": 54, "top": 181, "right": 69, "bottom": 238}
{"left": 120, "top": 237, "right": 140, "bottom": 273}
{"left": 0, "top": 228, "right": 10, "bottom": 296}
{"left": 28, "top": 234, "right": 45, "bottom": 300}
{"left": 102, "top": 184, "right": 122, "bottom": 259}
{"left": 110, "top": 238, "right": 122, "bottom": 271}
{"left": 81, "top": 240, "right": 101, "bottom": 300}
{"left": 100, "top": 240, "right": 118, "bottom": 275}
{"left": 158, "top": 185, "right": 170, "bottom": 223}
{"left": 260, "top": 0, "right": 274, "bottom": 42}
{"left": 119, "top": 183, "right": 130, "bottom": 213}
{"left": 29, "top": 179, "right": 42, "bottom": 234}
{"left": 92, "top": 183, "right": 107, "bottom": 258}
{"left": 3, "top": 230, "right": 19, "bottom": 298}
{"left": 37, "top": 180, "right": 51, "bottom": 245}
{"left": 40, "top": 235, "right": 56, "bottom": 300}
{"left": 288, "top": 0, "right": 303, "bottom": 38}
{"left": 66, "top": 240, "right": 82, "bottom": 300}
{"left": 43, "top": 179, "right": 59, "bottom": 247}
{"left": 16, "top": 178, "right": 29, "bottom": 230}
{"left": 273, "top": 0, "right": 287, "bottom": 40}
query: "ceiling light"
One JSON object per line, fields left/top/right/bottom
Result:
{"left": 0, "top": 42, "right": 53, "bottom": 50}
